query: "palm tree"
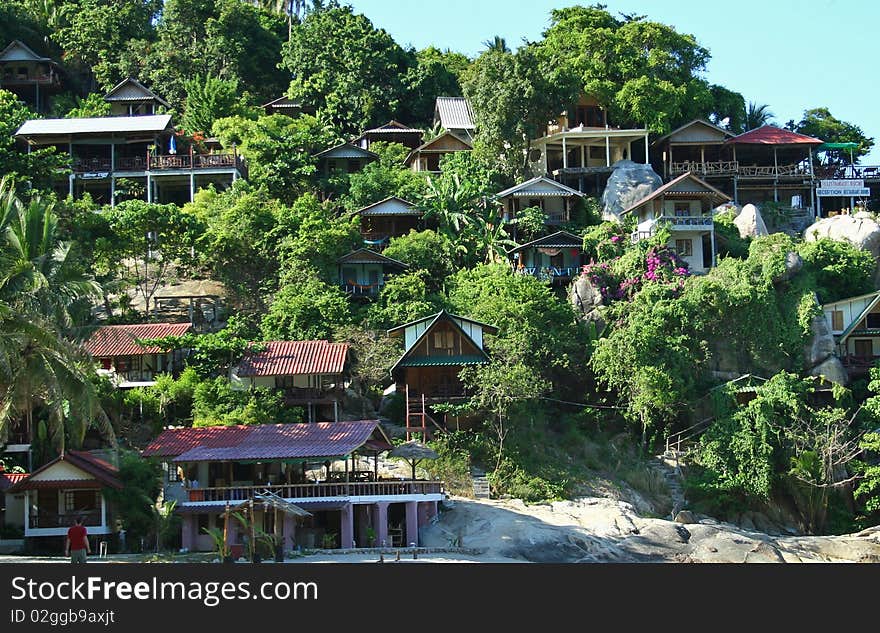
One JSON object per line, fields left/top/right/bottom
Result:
{"left": 471, "top": 216, "right": 517, "bottom": 265}
{"left": 745, "top": 102, "right": 775, "bottom": 131}
{"left": 482, "top": 36, "right": 510, "bottom": 54}
{"left": 0, "top": 177, "right": 112, "bottom": 453}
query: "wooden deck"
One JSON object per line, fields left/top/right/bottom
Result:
{"left": 184, "top": 480, "right": 444, "bottom": 503}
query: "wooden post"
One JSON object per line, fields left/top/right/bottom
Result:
{"left": 248, "top": 498, "right": 255, "bottom": 561}
{"left": 223, "top": 502, "right": 230, "bottom": 558}
{"left": 605, "top": 135, "right": 610, "bottom": 167}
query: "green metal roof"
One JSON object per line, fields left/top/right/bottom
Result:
{"left": 397, "top": 355, "right": 489, "bottom": 368}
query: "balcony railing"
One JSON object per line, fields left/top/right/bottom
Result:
{"left": 631, "top": 216, "right": 713, "bottom": 243}
{"left": 341, "top": 281, "right": 385, "bottom": 296}
{"left": 184, "top": 480, "right": 444, "bottom": 503}
{"left": 670, "top": 161, "right": 811, "bottom": 179}
{"left": 71, "top": 153, "right": 242, "bottom": 174}
{"left": 29, "top": 510, "right": 102, "bottom": 529}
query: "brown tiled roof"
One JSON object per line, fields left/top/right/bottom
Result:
{"left": 85, "top": 323, "right": 192, "bottom": 357}
{"left": 7, "top": 451, "right": 122, "bottom": 492}
{"left": 169, "top": 421, "right": 382, "bottom": 462}
{"left": 236, "top": 341, "right": 348, "bottom": 377}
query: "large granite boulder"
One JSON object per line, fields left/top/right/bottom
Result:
{"left": 601, "top": 160, "right": 663, "bottom": 221}
{"left": 570, "top": 274, "right": 606, "bottom": 334}
{"left": 809, "top": 356, "right": 849, "bottom": 386}
{"left": 805, "top": 312, "right": 836, "bottom": 367}
{"left": 804, "top": 212, "right": 880, "bottom": 258}
{"left": 734, "top": 203, "right": 769, "bottom": 239}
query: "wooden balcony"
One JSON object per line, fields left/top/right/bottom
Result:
{"left": 71, "top": 153, "right": 243, "bottom": 174}
{"left": 184, "top": 480, "right": 445, "bottom": 503}
{"left": 671, "top": 160, "right": 739, "bottom": 176}
{"left": 670, "top": 161, "right": 812, "bottom": 179}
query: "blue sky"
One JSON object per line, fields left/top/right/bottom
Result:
{"left": 346, "top": 0, "right": 879, "bottom": 163}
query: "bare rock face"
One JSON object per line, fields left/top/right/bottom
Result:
{"left": 570, "top": 274, "right": 606, "bottom": 334}
{"left": 734, "top": 203, "right": 769, "bottom": 238}
{"left": 601, "top": 160, "right": 663, "bottom": 221}
{"left": 804, "top": 212, "right": 880, "bottom": 258}
{"left": 809, "top": 356, "right": 849, "bottom": 386}
{"left": 805, "top": 312, "right": 836, "bottom": 367}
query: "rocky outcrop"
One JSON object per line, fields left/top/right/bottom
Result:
{"left": 809, "top": 356, "right": 849, "bottom": 386}
{"left": 804, "top": 212, "right": 880, "bottom": 258}
{"left": 734, "top": 203, "right": 769, "bottom": 239}
{"left": 569, "top": 274, "right": 606, "bottom": 334}
{"left": 772, "top": 251, "right": 803, "bottom": 284}
{"left": 601, "top": 160, "right": 663, "bottom": 221}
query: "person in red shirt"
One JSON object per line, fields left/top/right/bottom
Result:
{"left": 65, "top": 517, "right": 90, "bottom": 563}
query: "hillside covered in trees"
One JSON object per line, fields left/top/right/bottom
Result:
{"left": 1, "top": 0, "right": 880, "bottom": 545}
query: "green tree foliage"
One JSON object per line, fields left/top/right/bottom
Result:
{"left": 382, "top": 229, "right": 455, "bottom": 287}
{"left": 261, "top": 274, "right": 351, "bottom": 341}
{"left": 64, "top": 92, "right": 112, "bottom": 118}
{"left": 592, "top": 234, "right": 819, "bottom": 441}
{"left": 463, "top": 43, "right": 579, "bottom": 178}
{"left": 192, "top": 376, "right": 302, "bottom": 426}
{"left": 101, "top": 450, "right": 162, "bottom": 546}
{"left": 54, "top": 0, "right": 160, "bottom": 89}
{"left": 181, "top": 75, "right": 245, "bottom": 135}
{"left": 280, "top": 4, "right": 412, "bottom": 133}
{"left": 187, "top": 183, "right": 286, "bottom": 309}
{"left": 791, "top": 107, "right": 875, "bottom": 166}
{"left": 0, "top": 90, "right": 67, "bottom": 191}
{"left": 364, "top": 270, "right": 444, "bottom": 331}
{"left": 105, "top": 200, "right": 204, "bottom": 315}
{"left": 344, "top": 142, "right": 426, "bottom": 210}
{"left": 333, "top": 324, "right": 402, "bottom": 398}
{"left": 446, "top": 264, "right": 586, "bottom": 393}
{"left": 713, "top": 209, "right": 751, "bottom": 260}
{"left": 0, "top": 178, "right": 111, "bottom": 453}
{"left": 798, "top": 238, "right": 876, "bottom": 304}
{"left": 400, "top": 47, "right": 470, "bottom": 127}
{"left": 539, "top": 5, "right": 717, "bottom": 133}
{"left": 139, "top": 0, "right": 288, "bottom": 106}
{"left": 213, "top": 114, "right": 338, "bottom": 203}
{"left": 708, "top": 85, "right": 747, "bottom": 133}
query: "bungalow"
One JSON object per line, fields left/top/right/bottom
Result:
{"left": 0, "top": 40, "right": 62, "bottom": 113}
{"left": 142, "top": 421, "right": 443, "bottom": 551}
{"left": 103, "top": 77, "right": 169, "bottom": 117}
{"left": 725, "top": 126, "right": 822, "bottom": 213}
{"left": 652, "top": 119, "right": 736, "bottom": 184}
{"left": 315, "top": 142, "right": 378, "bottom": 179}
{"left": 338, "top": 248, "right": 408, "bottom": 297}
{"left": 496, "top": 176, "right": 584, "bottom": 231}
{"left": 84, "top": 322, "right": 192, "bottom": 388}
{"left": 354, "top": 120, "right": 424, "bottom": 151}
{"left": 4, "top": 451, "right": 121, "bottom": 544}
{"left": 822, "top": 290, "right": 880, "bottom": 376}
{"left": 508, "top": 231, "right": 585, "bottom": 283}
{"left": 15, "top": 115, "right": 245, "bottom": 205}
{"left": 388, "top": 311, "right": 497, "bottom": 438}
{"left": 433, "top": 96, "right": 476, "bottom": 141}
{"left": 231, "top": 340, "right": 349, "bottom": 422}
{"left": 529, "top": 94, "right": 650, "bottom": 196}
{"left": 351, "top": 196, "right": 425, "bottom": 247}
{"left": 622, "top": 171, "right": 731, "bottom": 274}
{"left": 404, "top": 131, "right": 472, "bottom": 173}
{"left": 261, "top": 96, "right": 314, "bottom": 117}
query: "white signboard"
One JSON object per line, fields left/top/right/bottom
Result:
{"left": 817, "top": 187, "right": 871, "bottom": 197}
{"left": 79, "top": 172, "right": 109, "bottom": 180}
{"left": 820, "top": 179, "right": 864, "bottom": 189}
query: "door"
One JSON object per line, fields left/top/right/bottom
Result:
{"left": 854, "top": 339, "right": 873, "bottom": 360}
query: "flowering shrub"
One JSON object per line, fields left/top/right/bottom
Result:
{"left": 580, "top": 240, "right": 691, "bottom": 304}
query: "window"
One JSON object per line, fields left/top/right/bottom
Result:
{"left": 166, "top": 462, "right": 180, "bottom": 482}
{"left": 276, "top": 375, "right": 295, "bottom": 389}
{"left": 341, "top": 266, "right": 357, "bottom": 283}
{"left": 866, "top": 313, "right": 880, "bottom": 329}
{"left": 675, "top": 239, "right": 693, "bottom": 257}
{"left": 433, "top": 331, "right": 455, "bottom": 350}
{"left": 831, "top": 311, "right": 844, "bottom": 331}
{"left": 674, "top": 203, "right": 691, "bottom": 217}
{"left": 855, "top": 340, "right": 874, "bottom": 359}
{"left": 197, "top": 514, "right": 210, "bottom": 532}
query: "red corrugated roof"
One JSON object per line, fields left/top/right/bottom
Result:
{"left": 85, "top": 323, "right": 192, "bottom": 357}
{"left": 726, "top": 125, "right": 823, "bottom": 145}
{"left": 236, "top": 341, "right": 348, "bottom": 377}
{"left": 170, "top": 421, "right": 381, "bottom": 463}
{"left": 142, "top": 425, "right": 253, "bottom": 458}
{"left": 0, "top": 473, "right": 28, "bottom": 491}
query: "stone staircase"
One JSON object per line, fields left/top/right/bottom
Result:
{"left": 649, "top": 453, "right": 687, "bottom": 520}
{"left": 470, "top": 467, "right": 490, "bottom": 500}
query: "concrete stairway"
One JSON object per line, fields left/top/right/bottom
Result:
{"left": 470, "top": 467, "right": 490, "bottom": 500}
{"left": 649, "top": 454, "right": 687, "bottom": 520}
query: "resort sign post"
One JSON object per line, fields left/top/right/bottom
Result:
{"left": 816, "top": 179, "right": 871, "bottom": 214}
